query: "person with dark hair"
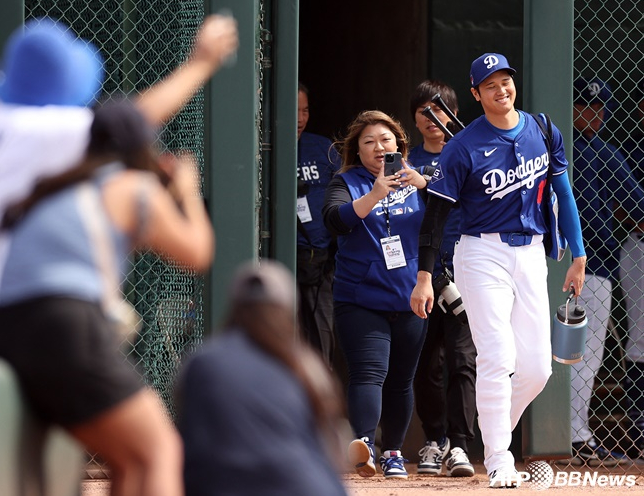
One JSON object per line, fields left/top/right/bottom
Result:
{"left": 322, "top": 110, "right": 430, "bottom": 479}
{"left": 411, "top": 54, "right": 586, "bottom": 487}
{"left": 0, "top": 99, "right": 214, "bottom": 496}
{"left": 570, "top": 76, "right": 644, "bottom": 466}
{"left": 0, "top": 15, "right": 238, "bottom": 281}
{"left": 408, "top": 80, "right": 476, "bottom": 477}
{"left": 177, "top": 260, "right": 348, "bottom": 496}
{"left": 296, "top": 82, "right": 341, "bottom": 367}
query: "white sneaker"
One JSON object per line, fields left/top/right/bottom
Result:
{"left": 488, "top": 468, "right": 519, "bottom": 488}
{"left": 417, "top": 438, "right": 450, "bottom": 475}
{"left": 348, "top": 437, "right": 376, "bottom": 477}
{"left": 446, "top": 447, "right": 475, "bottom": 477}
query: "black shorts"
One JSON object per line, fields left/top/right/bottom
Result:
{"left": 0, "top": 296, "right": 143, "bottom": 427}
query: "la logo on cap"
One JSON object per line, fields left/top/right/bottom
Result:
{"left": 484, "top": 55, "right": 499, "bottom": 69}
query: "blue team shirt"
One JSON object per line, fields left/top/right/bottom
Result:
{"left": 408, "top": 144, "right": 460, "bottom": 276}
{"left": 573, "top": 130, "right": 644, "bottom": 279}
{"left": 297, "top": 132, "right": 341, "bottom": 249}
{"left": 428, "top": 110, "right": 568, "bottom": 236}
{"left": 332, "top": 167, "right": 425, "bottom": 312}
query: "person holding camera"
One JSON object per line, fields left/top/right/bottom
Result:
{"left": 322, "top": 110, "right": 429, "bottom": 479}
{"left": 410, "top": 54, "right": 586, "bottom": 487}
{"left": 296, "top": 83, "right": 341, "bottom": 367}
{"left": 407, "top": 80, "right": 477, "bottom": 478}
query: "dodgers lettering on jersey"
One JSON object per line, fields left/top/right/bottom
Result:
{"left": 483, "top": 150, "right": 548, "bottom": 199}
{"left": 428, "top": 110, "right": 567, "bottom": 236}
{"left": 297, "top": 162, "right": 321, "bottom": 181}
{"left": 297, "top": 132, "right": 341, "bottom": 248}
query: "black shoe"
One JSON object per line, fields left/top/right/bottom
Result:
{"left": 571, "top": 439, "right": 624, "bottom": 467}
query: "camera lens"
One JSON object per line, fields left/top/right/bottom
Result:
{"left": 385, "top": 154, "right": 393, "bottom": 163}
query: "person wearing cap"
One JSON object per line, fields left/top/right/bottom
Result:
{"left": 0, "top": 98, "right": 215, "bottom": 496}
{"left": 176, "top": 260, "right": 348, "bottom": 496}
{"left": 571, "top": 76, "right": 644, "bottom": 466}
{"left": 619, "top": 79, "right": 644, "bottom": 462}
{"left": 410, "top": 53, "right": 586, "bottom": 487}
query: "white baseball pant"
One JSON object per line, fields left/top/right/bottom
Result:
{"left": 454, "top": 234, "right": 552, "bottom": 474}
{"left": 570, "top": 274, "right": 611, "bottom": 443}
{"left": 620, "top": 232, "right": 644, "bottom": 364}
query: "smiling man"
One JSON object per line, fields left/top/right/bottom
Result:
{"left": 410, "top": 53, "right": 587, "bottom": 488}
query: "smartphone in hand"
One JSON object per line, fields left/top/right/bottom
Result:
{"left": 384, "top": 152, "right": 403, "bottom": 176}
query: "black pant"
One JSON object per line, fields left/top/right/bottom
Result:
{"left": 298, "top": 269, "right": 335, "bottom": 367}
{"left": 413, "top": 299, "right": 477, "bottom": 452}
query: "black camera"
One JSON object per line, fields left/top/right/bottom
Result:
{"left": 433, "top": 268, "right": 468, "bottom": 324}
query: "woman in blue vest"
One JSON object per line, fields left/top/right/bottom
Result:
{"left": 322, "top": 110, "right": 430, "bottom": 479}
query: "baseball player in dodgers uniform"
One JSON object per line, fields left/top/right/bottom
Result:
{"left": 410, "top": 53, "right": 587, "bottom": 487}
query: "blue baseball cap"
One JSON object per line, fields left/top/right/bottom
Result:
{"left": 573, "top": 77, "right": 613, "bottom": 106}
{"left": 470, "top": 53, "right": 516, "bottom": 87}
{"left": 0, "top": 18, "right": 104, "bottom": 106}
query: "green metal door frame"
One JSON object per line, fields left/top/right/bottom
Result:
{"left": 205, "top": 0, "right": 299, "bottom": 332}
{"left": 206, "top": 0, "right": 261, "bottom": 332}
{"left": 522, "top": 0, "right": 574, "bottom": 460}
{"left": 270, "top": 0, "right": 298, "bottom": 273}
{"left": 0, "top": 0, "right": 23, "bottom": 53}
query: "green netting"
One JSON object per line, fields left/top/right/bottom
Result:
{"left": 568, "top": 0, "right": 644, "bottom": 471}
{"left": 24, "top": 0, "right": 208, "bottom": 478}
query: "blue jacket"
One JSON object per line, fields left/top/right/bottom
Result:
{"left": 329, "top": 167, "right": 425, "bottom": 312}
{"left": 178, "top": 332, "right": 347, "bottom": 496}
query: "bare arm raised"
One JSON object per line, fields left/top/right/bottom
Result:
{"left": 135, "top": 14, "right": 239, "bottom": 126}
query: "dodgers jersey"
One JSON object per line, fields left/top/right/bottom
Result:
{"left": 428, "top": 110, "right": 568, "bottom": 235}
{"left": 297, "top": 132, "right": 341, "bottom": 249}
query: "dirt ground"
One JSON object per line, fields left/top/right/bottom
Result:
{"left": 81, "top": 462, "right": 644, "bottom": 495}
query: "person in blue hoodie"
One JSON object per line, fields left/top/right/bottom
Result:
{"left": 322, "top": 110, "right": 430, "bottom": 479}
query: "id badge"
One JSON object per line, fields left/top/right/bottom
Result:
{"left": 297, "top": 196, "right": 313, "bottom": 223}
{"left": 381, "top": 235, "right": 406, "bottom": 270}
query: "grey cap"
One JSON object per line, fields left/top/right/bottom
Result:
{"left": 229, "top": 259, "right": 296, "bottom": 311}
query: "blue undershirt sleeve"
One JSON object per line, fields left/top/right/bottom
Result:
{"left": 551, "top": 172, "right": 586, "bottom": 258}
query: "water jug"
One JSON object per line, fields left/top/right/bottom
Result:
{"left": 552, "top": 290, "right": 588, "bottom": 364}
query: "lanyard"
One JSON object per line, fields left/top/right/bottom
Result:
{"left": 382, "top": 195, "right": 392, "bottom": 237}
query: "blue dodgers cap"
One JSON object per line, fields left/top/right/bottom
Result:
{"left": 573, "top": 77, "right": 613, "bottom": 106}
{"left": 470, "top": 53, "right": 516, "bottom": 87}
{"left": 0, "top": 18, "right": 104, "bottom": 106}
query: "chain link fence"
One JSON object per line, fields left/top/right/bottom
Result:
{"left": 19, "top": 0, "right": 644, "bottom": 481}
{"left": 23, "top": 0, "right": 268, "bottom": 479}
{"left": 555, "top": 0, "right": 644, "bottom": 473}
